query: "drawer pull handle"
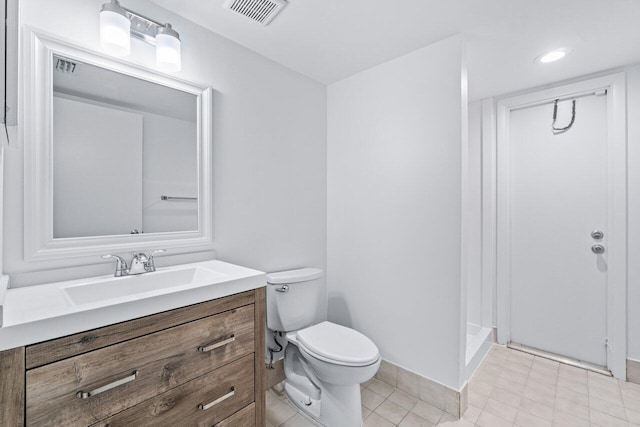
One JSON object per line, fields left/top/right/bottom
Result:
{"left": 198, "top": 334, "right": 235, "bottom": 352}
{"left": 198, "top": 387, "right": 235, "bottom": 411}
{"left": 76, "top": 370, "right": 138, "bottom": 399}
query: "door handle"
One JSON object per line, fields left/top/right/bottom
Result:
{"left": 591, "top": 244, "right": 605, "bottom": 254}
{"left": 591, "top": 230, "right": 604, "bottom": 240}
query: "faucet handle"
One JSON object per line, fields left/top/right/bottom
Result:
{"left": 102, "top": 254, "right": 128, "bottom": 277}
{"left": 146, "top": 249, "right": 167, "bottom": 272}
{"left": 102, "top": 254, "right": 127, "bottom": 266}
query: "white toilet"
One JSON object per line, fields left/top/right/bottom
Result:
{"left": 266, "top": 268, "right": 381, "bottom": 427}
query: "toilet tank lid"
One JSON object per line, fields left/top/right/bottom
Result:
{"left": 266, "top": 268, "right": 323, "bottom": 285}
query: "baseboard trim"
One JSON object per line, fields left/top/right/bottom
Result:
{"left": 375, "top": 359, "right": 465, "bottom": 418}
{"left": 628, "top": 358, "right": 640, "bottom": 385}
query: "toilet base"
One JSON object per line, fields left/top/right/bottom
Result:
{"left": 279, "top": 324, "right": 381, "bottom": 427}
{"left": 285, "top": 379, "right": 363, "bottom": 427}
{"left": 283, "top": 344, "right": 363, "bottom": 427}
{"left": 285, "top": 381, "right": 322, "bottom": 421}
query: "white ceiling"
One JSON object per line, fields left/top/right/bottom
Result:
{"left": 53, "top": 54, "right": 196, "bottom": 122}
{"left": 150, "top": 0, "right": 640, "bottom": 100}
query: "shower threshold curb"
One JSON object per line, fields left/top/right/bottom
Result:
{"left": 507, "top": 342, "right": 612, "bottom": 377}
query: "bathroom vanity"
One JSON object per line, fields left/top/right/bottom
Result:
{"left": 0, "top": 261, "right": 266, "bottom": 426}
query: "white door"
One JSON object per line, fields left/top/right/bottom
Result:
{"left": 508, "top": 94, "right": 608, "bottom": 367}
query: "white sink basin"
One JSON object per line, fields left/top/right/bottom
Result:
{"left": 62, "top": 266, "right": 228, "bottom": 306}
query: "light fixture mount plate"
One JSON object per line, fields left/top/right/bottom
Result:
{"left": 102, "top": 0, "right": 175, "bottom": 46}
{"left": 125, "top": 10, "right": 164, "bottom": 45}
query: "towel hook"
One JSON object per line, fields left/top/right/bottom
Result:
{"left": 552, "top": 99, "right": 576, "bottom": 134}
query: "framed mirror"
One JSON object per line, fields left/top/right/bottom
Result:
{"left": 23, "top": 30, "right": 213, "bottom": 261}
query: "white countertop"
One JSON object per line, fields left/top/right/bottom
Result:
{"left": 0, "top": 260, "right": 266, "bottom": 351}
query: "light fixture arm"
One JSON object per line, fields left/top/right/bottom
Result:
{"left": 124, "top": 11, "right": 176, "bottom": 46}
{"left": 103, "top": 0, "right": 178, "bottom": 46}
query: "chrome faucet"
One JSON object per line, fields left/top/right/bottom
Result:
{"left": 128, "top": 253, "right": 149, "bottom": 275}
{"left": 102, "top": 250, "right": 166, "bottom": 277}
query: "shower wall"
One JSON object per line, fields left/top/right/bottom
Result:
{"left": 466, "top": 101, "right": 483, "bottom": 329}
{"left": 464, "top": 100, "right": 493, "bottom": 380}
{"left": 327, "top": 34, "right": 467, "bottom": 390}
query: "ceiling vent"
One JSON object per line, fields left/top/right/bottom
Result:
{"left": 223, "top": 0, "right": 287, "bottom": 25}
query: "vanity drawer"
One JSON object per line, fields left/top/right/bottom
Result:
{"left": 90, "top": 354, "right": 255, "bottom": 427}
{"left": 26, "top": 305, "right": 255, "bottom": 426}
{"left": 215, "top": 402, "right": 256, "bottom": 427}
{"left": 26, "top": 290, "right": 255, "bottom": 369}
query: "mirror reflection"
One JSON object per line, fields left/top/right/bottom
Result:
{"left": 52, "top": 54, "right": 198, "bottom": 239}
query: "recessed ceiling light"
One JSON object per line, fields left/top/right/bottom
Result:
{"left": 535, "top": 48, "right": 571, "bottom": 64}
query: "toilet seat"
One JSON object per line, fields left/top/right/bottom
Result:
{"left": 295, "top": 321, "right": 380, "bottom": 367}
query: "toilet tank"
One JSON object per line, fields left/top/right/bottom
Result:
{"left": 266, "top": 268, "right": 324, "bottom": 332}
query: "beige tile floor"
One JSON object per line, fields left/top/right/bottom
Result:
{"left": 266, "top": 345, "right": 640, "bottom": 427}
{"left": 266, "top": 378, "right": 464, "bottom": 427}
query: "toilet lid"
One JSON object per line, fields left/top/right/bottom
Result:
{"left": 296, "top": 321, "right": 380, "bottom": 366}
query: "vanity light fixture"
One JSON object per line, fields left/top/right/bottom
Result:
{"left": 99, "top": 0, "right": 130, "bottom": 56}
{"left": 156, "top": 24, "right": 181, "bottom": 72}
{"left": 99, "top": 0, "right": 182, "bottom": 72}
{"left": 535, "top": 48, "right": 571, "bottom": 64}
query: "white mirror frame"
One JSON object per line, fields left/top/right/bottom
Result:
{"left": 23, "top": 29, "right": 214, "bottom": 262}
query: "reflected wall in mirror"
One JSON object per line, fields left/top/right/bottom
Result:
{"left": 24, "top": 30, "right": 213, "bottom": 262}
{"left": 52, "top": 54, "right": 198, "bottom": 239}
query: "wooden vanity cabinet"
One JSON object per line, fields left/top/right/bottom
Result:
{"left": 0, "top": 288, "right": 266, "bottom": 427}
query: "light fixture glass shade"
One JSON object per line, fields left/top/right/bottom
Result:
{"left": 100, "top": 2, "right": 131, "bottom": 56}
{"left": 156, "top": 25, "right": 181, "bottom": 72}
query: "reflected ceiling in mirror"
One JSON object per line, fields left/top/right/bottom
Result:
{"left": 52, "top": 54, "right": 198, "bottom": 239}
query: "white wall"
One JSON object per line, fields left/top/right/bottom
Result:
{"left": 142, "top": 113, "right": 198, "bottom": 234}
{"left": 1, "top": 0, "right": 18, "bottom": 129}
{"left": 53, "top": 96, "right": 144, "bottom": 238}
{"left": 0, "top": 0, "right": 5, "bottom": 127}
{"left": 327, "top": 35, "right": 466, "bottom": 390}
{"left": 3, "top": 0, "right": 326, "bottom": 300}
{"left": 626, "top": 63, "right": 640, "bottom": 361}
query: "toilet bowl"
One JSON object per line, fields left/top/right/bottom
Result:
{"left": 266, "top": 268, "right": 380, "bottom": 427}
{"left": 294, "top": 321, "right": 380, "bottom": 385}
